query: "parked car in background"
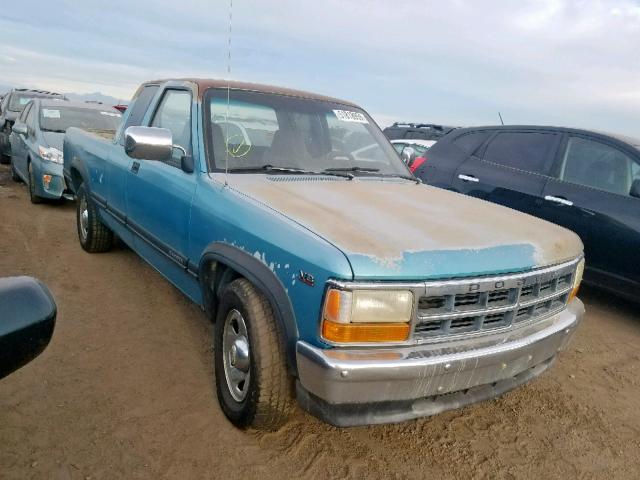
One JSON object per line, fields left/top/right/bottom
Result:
{"left": 0, "top": 88, "right": 65, "bottom": 163}
{"left": 10, "top": 99, "right": 122, "bottom": 203}
{"left": 391, "top": 138, "right": 435, "bottom": 172}
{"left": 383, "top": 122, "right": 456, "bottom": 142}
{"left": 63, "top": 79, "right": 584, "bottom": 429}
{"left": 415, "top": 125, "right": 640, "bottom": 301}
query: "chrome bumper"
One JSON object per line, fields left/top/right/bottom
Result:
{"left": 296, "top": 299, "right": 584, "bottom": 426}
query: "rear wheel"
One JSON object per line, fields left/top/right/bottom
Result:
{"left": 28, "top": 162, "right": 43, "bottom": 204}
{"left": 214, "top": 278, "right": 293, "bottom": 430}
{"left": 76, "top": 183, "right": 113, "bottom": 253}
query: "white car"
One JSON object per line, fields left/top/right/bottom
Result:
{"left": 390, "top": 139, "right": 435, "bottom": 171}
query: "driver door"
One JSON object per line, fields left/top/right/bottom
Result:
{"left": 125, "top": 87, "right": 198, "bottom": 289}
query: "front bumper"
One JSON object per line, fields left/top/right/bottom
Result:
{"left": 32, "top": 160, "right": 66, "bottom": 199}
{"left": 296, "top": 298, "right": 584, "bottom": 426}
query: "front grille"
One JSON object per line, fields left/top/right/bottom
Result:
{"left": 413, "top": 260, "right": 578, "bottom": 341}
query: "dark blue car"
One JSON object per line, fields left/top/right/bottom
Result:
{"left": 416, "top": 126, "right": 640, "bottom": 301}
{"left": 9, "top": 99, "right": 121, "bottom": 203}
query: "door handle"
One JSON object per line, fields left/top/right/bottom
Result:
{"left": 458, "top": 174, "right": 479, "bottom": 183}
{"left": 131, "top": 161, "right": 140, "bottom": 174}
{"left": 544, "top": 195, "right": 573, "bottom": 206}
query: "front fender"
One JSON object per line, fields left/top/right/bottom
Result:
{"left": 199, "top": 242, "right": 299, "bottom": 374}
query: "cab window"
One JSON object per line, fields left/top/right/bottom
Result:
{"left": 119, "top": 85, "right": 159, "bottom": 145}
{"left": 150, "top": 90, "right": 192, "bottom": 168}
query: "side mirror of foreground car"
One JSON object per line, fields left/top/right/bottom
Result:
{"left": 124, "top": 126, "right": 174, "bottom": 161}
{"left": 0, "top": 276, "right": 56, "bottom": 380}
{"left": 12, "top": 123, "right": 28, "bottom": 136}
{"left": 630, "top": 179, "right": 640, "bottom": 199}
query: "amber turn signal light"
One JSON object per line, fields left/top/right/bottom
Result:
{"left": 321, "top": 319, "right": 410, "bottom": 343}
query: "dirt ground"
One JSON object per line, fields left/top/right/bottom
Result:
{"left": 0, "top": 164, "right": 639, "bottom": 480}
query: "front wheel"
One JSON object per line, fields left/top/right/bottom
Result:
{"left": 11, "top": 161, "right": 21, "bottom": 182}
{"left": 28, "top": 162, "right": 43, "bottom": 204}
{"left": 76, "top": 183, "right": 113, "bottom": 253}
{"left": 214, "top": 278, "right": 293, "bottom": 430}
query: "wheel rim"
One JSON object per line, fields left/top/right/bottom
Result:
{"left": 79, "top": 194, "right": 89, "bottom": 241}
{"left": 222, "top": 309, "right": 251, "bottom": 402}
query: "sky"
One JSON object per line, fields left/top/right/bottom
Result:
{"left": 1, "top": 0, "right": 639, "bottom": 136}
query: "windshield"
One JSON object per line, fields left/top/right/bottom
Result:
{"left": 8, "top": 93, "right": 39, "bottom": 112}
{"left": 204, "top": 89, "right": 409, "bottom": 176}
{"left": 39, "top": 106, "right": 122, "bottom": 133}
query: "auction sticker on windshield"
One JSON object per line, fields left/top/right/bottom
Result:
{"left": 42, "top": 109, "right": 61, "bottom": 118}
{"left": 333, "top": 109, "right": 368, "bottom": 124}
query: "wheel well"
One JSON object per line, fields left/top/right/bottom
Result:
{"left": 201, "top": 260, "right": 242, "bottom": 320}
{"left": 198, "top": 247, "right": 299, "bottom": 375}
{"left": 70, "top": 167, "right": 84, "bottom": 192}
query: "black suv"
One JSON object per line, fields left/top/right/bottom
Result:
{"left": 383, "top": 122, "right": 456, "bottom": 141}
{"left": 415, "top": 125, "right": 640, "bottom": 301}
{"left": 0, "top": 88, "right": 64, "bottom": 163}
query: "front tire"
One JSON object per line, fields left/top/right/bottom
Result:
{"left": 76, "top": 183, "right": 113, "bottom": 253}
{"left": 11, "top": 161, "right": 21, "bottom": 182}
{"left": 28, "top": 162, "right": 43, "bottom": 204}
{"left": 214, "top": 278, "right": 293, "bottom": 430}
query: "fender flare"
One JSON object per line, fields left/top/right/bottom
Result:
{"left": 198, "top": 242, "right": 300, "bottom": 374}
{"left": 64, "top": 150, "right": 91, "bottom": 194}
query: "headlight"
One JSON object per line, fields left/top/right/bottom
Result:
{"left": 38, "top": 146, "right": 63, "bottom": 164}
{"left": 569, "top": 258, "right": 585, "bottom": 302}
{"left": 321, "top": 288, "right": 413, "bottom": 343}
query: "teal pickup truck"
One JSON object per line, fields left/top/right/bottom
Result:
{"left": 63, "top": 79, "right": 585, "bottom": 429}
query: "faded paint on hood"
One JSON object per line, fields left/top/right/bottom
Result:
{"left": 219, "top": 174, "right": 583, "bottom": 279}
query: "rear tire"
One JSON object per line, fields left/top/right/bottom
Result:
{"left": 0, "top": 154, "right": 10, "bottom": 165}
{"left": 214, "top": 278, "right": 293, "bottom": 430}
{"left": 28, "top": 162, "right": 43, "bottom": 204}
{"left": 76, "top": 183, "right": 113, "bottom": 253}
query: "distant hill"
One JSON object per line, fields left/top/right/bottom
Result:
{"left": 0, "top": 84, "right": 127, "bottom": 105}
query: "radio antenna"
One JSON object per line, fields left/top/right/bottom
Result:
{"left": 224, "top": 0, "right": 233, "bottom": 186}
{"left": 498, "top": 111, "right": 505, "bottom": 126}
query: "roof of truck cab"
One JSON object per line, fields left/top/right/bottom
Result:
{"left": 143, "top": 78, "right": 358, "bottom": 107}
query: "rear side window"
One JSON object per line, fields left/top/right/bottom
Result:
{"left": 483, "top": 132, "right": 557, "bottom": 174}
{"left": 560, "top": 136, "right": 637, "bottom": 196}
{"left": 453, "top": 131, "right": 489, "bottom": 154}
{"left": 119, "top": 85, "right": 159, "bottom": 144}
{"left": 383, "top": 128, "right": 404, "bottom": 140}
{"left": 405, "top": 130, "right": 426, "bottom": 140}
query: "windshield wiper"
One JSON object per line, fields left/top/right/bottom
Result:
{"left": 228, "top": 164, "right": 354, "bottom": 179}
{"left": 325, "top": 167, "right": 420, "bottom": 184}
{"left": 383, "top": 173, "right": 422, "bottom": 184}
{"left": 323, "top": 167, "right": 380, "bottom": 174}
{"left": 41, "top": 129, "right": 67, "bottom": 133}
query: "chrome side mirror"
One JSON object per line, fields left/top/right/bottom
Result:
{"left": 124, "top": 126, "right": 173, "bottom": 161}
{"left": 12, "top": 123, "right": 28, "bottom": 136}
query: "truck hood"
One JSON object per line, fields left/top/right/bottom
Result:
{"left": 224, "top": 175, "right": 583, "bottom": 280}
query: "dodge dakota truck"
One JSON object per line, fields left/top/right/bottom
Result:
{"left": 63, "top": 79, "right": 585, "bottom": 430}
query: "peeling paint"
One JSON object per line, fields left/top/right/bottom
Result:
{"left": 220, "top": 175, "right": 583, "bottom": 278}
